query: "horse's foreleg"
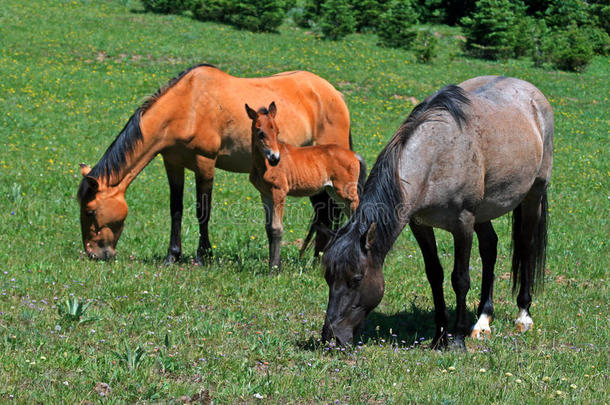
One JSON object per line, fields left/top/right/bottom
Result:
{"left": 471, "top": 221, "right": 498, "bottom": 339}
{"left": 163, "top": 160, "right": 185, "bottom": 265}
{"left": 195, "top": 159, "right": 215, "bottom": 266}
{"left": 262, "top": 192, "right": 285, "bottom": 271}
{"left": 410, "top": 222, "right": 449, "bottom": 349}
{"left": 450, "top": 211, "right": 475, "bottom": 349}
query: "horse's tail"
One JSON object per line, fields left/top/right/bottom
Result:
{"left": 299, "top": 215, "right": 317, "bottom": 259}
{"left": 511, "top": 189, "right": 548, "bottom": 295}
{"left": 348, "top": 127, "right": 353, "bottom": 150}
{"left": 355, "top": 153, "right": 367, "bottom": 197}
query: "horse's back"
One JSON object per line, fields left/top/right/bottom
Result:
{"left": 403, "top": 76, "right": 553, "bottom": 227}
{"left": 460, "top": 76, "right": 553, "bottom": 146}
{"left": 183, "top": 67, "right": 350, "bottom": 173}
{"left": 461, "top": 76, "right": 553, "bottom": 220}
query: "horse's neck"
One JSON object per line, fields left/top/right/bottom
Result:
{"left": 251, "top": 140, "right": 268, "bottom": 174}
{"left": 112, "top": 112, "right": 168, "bottom": 191}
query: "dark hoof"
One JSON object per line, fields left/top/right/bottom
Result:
{"left": 163, "top": 253, "right": 180, "bottom": 266}
{"left": 431, "top": 333, "right": 449, "bottom": 350}
{"left": 448, "top": 337, "right": 467, "bottom": 351}
{"left": 195, "top": 255, "right": 212, "bottom": 266}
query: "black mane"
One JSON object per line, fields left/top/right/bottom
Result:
{"left": 324, "top": 85, "right": 471, "bottom": 271}
{"left": 87, "top": 110, "right": 143, "bottom": 183}
{"left": 82, "top": 63, "right": 216, "bottom": 188}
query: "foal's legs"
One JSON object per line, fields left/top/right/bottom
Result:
{"left": 410, "top": 222, "right": 449, "bottom": 349}
{"left": 450, "top": 211, "right": 475, "bottom": 348}
{"left": 194, "top": 158, "right": 216, "bottom": 266}
{"left": 262, "top": 190, "right": 286, "bottom": 270}
{"left": 163, "top": 159, "right": 185, "bottom": 264}
{"left": 471, "top": 221, "right": 498, "bottom": 339}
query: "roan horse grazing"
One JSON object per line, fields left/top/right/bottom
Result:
{"left": 246, "top": 102, "right": 366, "bottom": 270}
{"left": 77, "top": 64, "right": 352, "bottom": 263}
{"left": 321, "top": 76, "right": 553, "bottom": 349}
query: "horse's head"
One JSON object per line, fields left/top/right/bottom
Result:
{"left": 321, "top": 222, "right": 385, "bottom": 346}
{"left": 245, "top": 101, "right": 281, "bottom": 166}
{"left": 77, "top": 164, "right": 127, "bottom": 260}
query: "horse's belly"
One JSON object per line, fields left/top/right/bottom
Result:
{"left": 216, "top": 150, "right": 252, "bottom": 173}
{"left": 474, "top": 182, "right": 534, "bottom": 222}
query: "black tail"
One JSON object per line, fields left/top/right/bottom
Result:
{"left": 299, "top": 215, "right": 317, "bottom": 259}
{"left": 356, "top": 153, "right": 367, "bottom": 197}
{"left": 511, "top": 190, "right": 548, "bottom": 294}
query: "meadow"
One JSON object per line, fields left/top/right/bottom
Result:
{"left": 0, "top": 0, "right": 608, "bottom": 403}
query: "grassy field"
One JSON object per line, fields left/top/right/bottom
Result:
{"left": 0, "top": 0, "right": 608, "bottom": 403}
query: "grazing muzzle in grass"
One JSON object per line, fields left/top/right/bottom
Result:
{"left": 78, "top": 164, "right": 127, "bottom": 261}
{"left": 322, "top": 222, "right": 384, "bottom": 346}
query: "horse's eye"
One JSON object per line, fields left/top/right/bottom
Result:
{"left": 86, "top": 210, "right": 95, "bottom": 217}
{"left": 258, "top": 131, "right": 265, "bottom": 139}
{"left": 351, "top": 274, "right": 363, "bottom": 288}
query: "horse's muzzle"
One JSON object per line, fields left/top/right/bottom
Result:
{"left": 322, "top": 318, "right": 354, "bottom": 347}
{"left": 267, "top": 154, "right": 280, "bottom": 166}
{"left": 86, "top": 247, "right": 117, "bottom": 261}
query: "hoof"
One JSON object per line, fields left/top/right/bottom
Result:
{"left": 470, "top": 328, "right": 491, "bottom": 340}
{"left": 195, "top": 255, "right": 212, "bottom": 267}
{"left": 515, "top": 309, "right": 533, "bottom": 332}
{"left": 448, "top": 337, "right": 466, "bottom": 351}
{"left": 430, "top": 331, "right": 449, "bottom": 350}
{"left": 163, "top": 254, "right": 180, "bottom": 266}
{"left": 515, "top": 321, "right": 533, "bottom": 333}
{"left": 470, "top": 314, "right": 492, "bottom": 340}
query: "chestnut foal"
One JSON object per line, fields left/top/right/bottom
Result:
{"left": 246, "top": 102, "right": 366, "bottom": 270}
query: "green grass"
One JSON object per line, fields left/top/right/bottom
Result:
{"left": 0, "top": 0, "right": 608, "bottom": 403}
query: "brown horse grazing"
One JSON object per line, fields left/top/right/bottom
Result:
{"left": 77, "top": 64, "right": 352, "bottom": 263}
{"left": 246, "top": 102, "right": 366, "bottom": 270}
{"left": 321, "top": 76, "right": 553, "bottom": 349}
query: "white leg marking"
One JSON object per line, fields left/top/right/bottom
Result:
{"left": 471, "top": 314, "right": 492, "bottom": 339}
{"left": 515, "top": 309, "right": 533, "bottom": 332}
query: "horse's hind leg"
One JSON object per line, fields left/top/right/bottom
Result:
{"left": 450, "top": 211, "right": 475, "bottom": 349}
{"left": 512, "top": 187, "right": 548, "bottom": 332}
{"left": 410, "top": 222, "right": 449, "bottom": 349}
{"left": 471, "top": 221, "right": 498, "bottom": 339}
{"left": 163, "top": 159, "right": 185, "bottom": 265}
{"left": 195, "top": 158, "right": 216, "bottom": 266}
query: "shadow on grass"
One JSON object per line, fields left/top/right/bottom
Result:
{"left": 134, "top": 247, "right": 321, "bottom": 276}
{"left": 296, "top": 302, "right": 476, "bottom": 351}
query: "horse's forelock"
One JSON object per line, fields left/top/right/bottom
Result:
{"left": 324, "top": 222, "right": 363, "bottom": 276}
{"left": 77, "top": 177, "right": 94, "bottom": 203}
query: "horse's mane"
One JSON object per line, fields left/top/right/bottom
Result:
{"left": 139, "top": 63, "right": 216, "bottom": 113}
{"left": 324, "top": 85, "right": 471, "bottom": 272}
{"left": 80, "top": 63, "right": 216, "bottom": 192}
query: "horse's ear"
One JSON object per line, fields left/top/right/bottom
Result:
{"left": 268, "top": 101, "right": 277, "bottom": 118}
{"left": 361, "top": 222, "right": 376, "bottom": 252}
{"left": 245, "top": 104, "right": 258, "bottom": 120}
{"left": 84, "top": 176, "right": 99, "bottom": 193}
{"left": 80, "top": 164, "right": 91, "bottom": 177}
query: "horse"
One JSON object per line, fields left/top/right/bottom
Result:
{"left": 77, "top": 64, "right": 352, "bottom": 264}
{"left": 320, "top": 76, "right": 553, "bottom": 349}
{"left": 246, "top": 102, "right": 366, "bottom": 270}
